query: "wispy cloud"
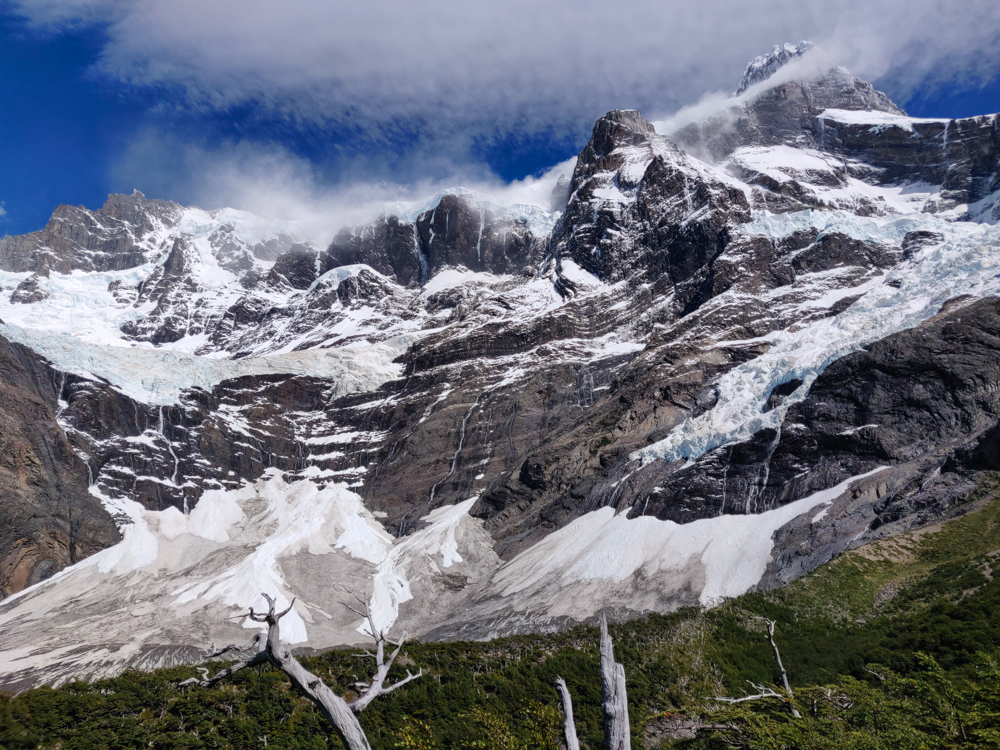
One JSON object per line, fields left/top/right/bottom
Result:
{"left": 110, "top": 128, "right": 575, "bottom": 243}
{"left": 19, "top": 0, "right": 1000, "bottom": 137}
{"left": 13, "top": 0, "right": 1000, "bottom": 227}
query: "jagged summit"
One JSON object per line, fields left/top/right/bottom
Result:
{"left": 734, "top": 41, "right": 816, "bottom": 97}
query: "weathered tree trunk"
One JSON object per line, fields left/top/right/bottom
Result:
{"left": 764, "top": 618, "right": 801, "bottom": 718}
{"left": 555, "top": 676, "right": 581, "bottom": 750}
{"left": 600, "top": 612, "right": 630, "bottom": 750}
{"left": 180, "top": 594, "right": 420, "bottom": 750}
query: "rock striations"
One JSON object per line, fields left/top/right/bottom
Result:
{"left": 0, "top": 43, "right": 999, "bottom": 690}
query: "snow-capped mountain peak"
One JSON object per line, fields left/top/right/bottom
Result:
{"left": 733, "top": 40, "right": 816, "bottom": 97}
{"left": 1, "top": 45, "right": 999, "bottom": 691}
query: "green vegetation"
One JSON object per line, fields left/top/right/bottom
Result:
{"left": 5, "top": 475, "right": 1000, "bottom": 749}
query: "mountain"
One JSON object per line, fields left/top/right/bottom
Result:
{"left": 0, "top": 44, "right": 999, "bottom": 691}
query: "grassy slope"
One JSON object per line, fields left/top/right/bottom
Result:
{"left": 4, "top": 474, "right": 1000, "bottom": 749}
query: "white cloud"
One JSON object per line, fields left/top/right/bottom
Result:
{"left": 16, "top": 0, "right": 1000, "bottom": 231}
{"left": 17, "top": 0, "right": 1000, "bottom": 141}
{"left": 110, "top": 129, "right": 576, "bottom": 244}
{"left": 0, "top": 202, "right": 7, "bottom": 218}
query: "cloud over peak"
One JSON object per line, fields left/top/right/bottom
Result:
{"left": 18, "top": 0, "right": 1000, "bottom": 141}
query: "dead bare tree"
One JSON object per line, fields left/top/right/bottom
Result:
{"left": 600, "top": 612, "right": 631, "bottom": 750}
{"left": 762, "top": 618, "right": 801, "bottom": 718}
{"left": 714, "top": 617, "right": 801, "bottom": 719}
{"left": 554, "top": 676, "right": 581, "bottom": 750}
{"left": 343, "top": 593, "right": 423, "bottom": 712}
{"left": 179, "top": 593, "right": 422, "bottom": 750}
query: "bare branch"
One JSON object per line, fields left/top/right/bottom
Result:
{"left": 261, "top": 593, "right": 277, "bottom": 616}
{"left": 383, "top": 632, "right": 407, "bottom": 672}
{"left": 343, "top": 602, "right": 368, "bottom": 619}
{"left": 205, "top": 633, "right": 263, "bottom": 659}
{"left": 174, "top": 591, "right": 423, "bottom": 750}
{"left": 179, "top": 650, "right": 269, "bottom": 687}
{"left": 757, "top": 618, "right": 801, "bottom": 719}
{"left": 381, "top": 669, "right": 424, "bottom": 695}
{"left": 347, "top": 625, "right": 423, "bottom": 712}
{"left": 714, "top": 681, "right": 786, "bottom": 704}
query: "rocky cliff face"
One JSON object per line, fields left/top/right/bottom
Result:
{"left": 0, "top": 337, "right": 120, "bottom": 598}
{"left": 1, "top": 43, "right": 999, "bottom": 689}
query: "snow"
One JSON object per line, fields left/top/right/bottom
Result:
{"left": 420, "top": 268, "right": 513, "bottom": 297}
{"left": 0, "top": 475, "right": 498, "bottom": 685}
{"left": 559, "top": 258, "right": 606, "bottom": 289}
{"left": 730, "top": 145, "right": 837, "bottom": 176}
{"left": 2, "top": 473, "right": 397, "bottom": 647}
{"left": 0, "top": 322, "right": 420, "bottom": 406}
{"left": 494, "top": 468, "right": 888, "bottom": 611}
{"left": 365, "top": 499, "right": 478, "bottom": 636}
{"left": 653, "top": 49, "right": 837, "bottom": 136}
{"left": 305, "top": 264, "right": 374, "bottom": 293}
{"left": 734, "top": 42, "right": 815, "bottom": 97}
{"left": 819, "top": 108, "right": 950, "bottom": 133}
{"left": 592, "top": 185, "right": 630, "bottom": 203}
{"left": 634, "top": 210, "right": 1000, "bottom": 466}
{"left": 4, "top": 89, "right": 1000, "bottom": 685}
{"left": 175, "top": 207, "right": 300, "bottom": 247}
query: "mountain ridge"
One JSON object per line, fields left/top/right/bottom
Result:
{"left": 0, "top": 45, "right": 999, "bottom": 690}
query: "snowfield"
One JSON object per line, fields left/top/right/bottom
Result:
{"left": 0, "top": 468, "right": 888, "bottom": 686}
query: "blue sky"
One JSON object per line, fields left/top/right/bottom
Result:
{"left": 1, "top": 1, "right": 999, "bottom": 237}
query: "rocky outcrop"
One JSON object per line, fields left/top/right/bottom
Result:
{"left": 9, "top": 274, "right": 49, "bottom": 304}
{"left": 325, "top": 216, "right": 425, "bottom": 286}
{"left": 816, "top": 111, "right": 1000, "bottom": 211}
{"left": 0, "top": 336, "right": 119, "bottom": 599}
{"left": 733, "top": 41, "right": 815, "bottom": 97}
{"left": 673, "top": 66, "right": 903, "bottom": 163}
{"left": 672, "top": 56, "right": 999, "bottom": 215}
{"left": 2, "top": 40, "right": 1000, "bottom": 680}
{"left": 323, "top": 194, "right": 541, "bottom": 287}
{"left": 552, "top": 109, "right": 751, "bottom": 285}
{"left": 641, "top": 297, "right": 1000, "bottom": 563}
{"left": 0, "top": 191, "right": 181, "bottom": 274}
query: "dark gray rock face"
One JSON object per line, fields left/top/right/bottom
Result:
{"left": 674, "top": 66, "right": 903, "bottom": 164}
{"left": 325, "top": 216, "right": 424, "bottom": 286}
{"left": 0, "top": 191, "right": 181, "bottom": 274}
{"left": 323, "top": 194, "right": 541, "bottom": 287}
{"left": 671, "top": 56, "right": 999, "bottom": 216}
{"left": 415, "top": 194, "right": 538, "bottom": 277}
{"left": 640, "top": 297, "right": 1000, "bottom": 575}
{"left": 816, "top": 111, "right": 1000, "bottom": 211}
{"left": 552, "top": 109, "right": 751, "bottom": 285}
{"left": 0, "top": 42, "right": 998, "bottom": 631}
{"left": 0, "top": 336, "right": 120, "bottom": 599}
{"left": 733, "top": 41, "right": 815, "bottom": 96}
{"left": 9, "top": 274, "right": 49, "bottom": 304}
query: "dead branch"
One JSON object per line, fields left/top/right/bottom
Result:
{"left": 600, "top": 612, "right": 631, "bottom": 750}
{"left": 555, "top": 677, "right": 581, "bottom": 750}
{"left": 714, "top": 681, "right": 786, "bottom": 704}
{"left": 758, "top": 618, "right": 801, "bottom": 718}
{"left": 344, "top": 595, "right": 423, "bottom": 713}
{"left": 712, "top": 618, "right": 802, "bottom": 719}
{"left": 178, "top": 593, "right": 420, "bottom": 750}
